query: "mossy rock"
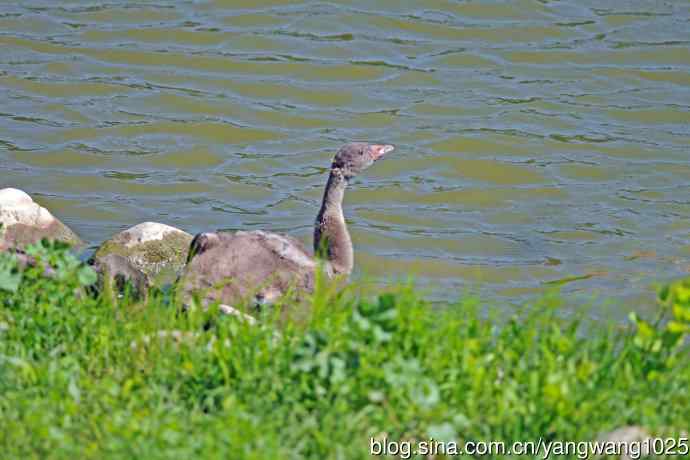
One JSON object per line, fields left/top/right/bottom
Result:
{"left": 93, "top": 222, "right": 193, "bottom": 286}
{"left": 0, "top": 188, "right": 83, "bottom": 251}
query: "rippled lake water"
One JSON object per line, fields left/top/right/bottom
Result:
{"left": 1, "top": 0, "right": 689, "bottom": 313}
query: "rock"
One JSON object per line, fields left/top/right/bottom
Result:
{"left": 130, "top": 329, "right": 231, "bottom": 352}
{"left": 597, "top": 426, "right": 652, "bottom": 460}
{"left": 218, "top": 304, "right": 258, "bottom": 324}
{"left": 130, "top": 329, "right": 200, "bottom": 351}
{"left": 0, "top": 188, "right": 82, "bottom": 251}
{"left": 93, "top": 221, "right": 192, "bottom": 286}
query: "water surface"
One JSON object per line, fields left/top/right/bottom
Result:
{"left": 1, "top": 0, "right": 689, "bottom": 315}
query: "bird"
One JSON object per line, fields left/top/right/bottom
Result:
{"left": 177, "top": 142, "right": 394, "bottom": 314}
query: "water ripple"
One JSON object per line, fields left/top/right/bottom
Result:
{"left": 0, "top": 0, "right": 687, "bottom": 309}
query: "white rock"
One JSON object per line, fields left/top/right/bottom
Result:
{"left": 129, "top": 329, "right": 231, "bottom": 352}
{"left": 122, "top": 221, "right": 189, "bottom": 246}
{"left": 0, "top": 188, "right": 56, "bottom": 227}
{"left": 0, "top": 187, "right": 82, "bottom": 250}
{"left": 0, "top": 188, "right": 33, "bottom": 206}
{"left": 219, "top": 304, "right": 258, "bottom": 325}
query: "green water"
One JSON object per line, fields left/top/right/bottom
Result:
{"left": 1, "top": 0, "right": 689, "bottom": 310}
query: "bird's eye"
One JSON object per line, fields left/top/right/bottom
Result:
{"left": 359, "top": 150, "right": 364, "bottom": 155}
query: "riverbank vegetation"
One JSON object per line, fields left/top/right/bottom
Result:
{"left": 1, "top": 241, "right": 688, "bottom": 459}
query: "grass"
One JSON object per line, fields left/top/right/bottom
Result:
{"left": 0, "top": 241, "right": 689, "bottom": 459}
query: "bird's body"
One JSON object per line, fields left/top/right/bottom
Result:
{"left": 179, "top": 142, "right": 395, "bottom": 312}
{"left": 178, "top": 230, "right": 316, "bottom": 308}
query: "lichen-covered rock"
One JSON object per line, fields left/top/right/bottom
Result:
{"left": 93, "top": 222, "right": 192, "bottom": 286}
{"left": 0, "top": 188, "right": 82, "bottom": 251}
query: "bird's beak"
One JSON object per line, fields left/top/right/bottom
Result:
{"left": 370, "top": 144, "right": 395, "bottom": 161}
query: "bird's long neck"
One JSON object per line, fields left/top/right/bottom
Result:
{"left": 314, "top": 169, "right": 353, "bottom": 276}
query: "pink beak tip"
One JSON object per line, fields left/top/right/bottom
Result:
{"left": 371, "top": 144, "right": 395, "bottom": 160}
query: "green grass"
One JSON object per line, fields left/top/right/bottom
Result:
{"left": 0, "top": 241, "right": 688, "bottom": 459}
